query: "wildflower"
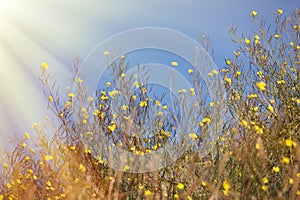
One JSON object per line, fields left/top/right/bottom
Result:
{"left": 124, "top": 165, "right": 130, "bottom": 171}
{"left": 108, "top": 123, "right": 116, "bottom": 132}
{"left": 224, "top": 77, "right": 231, "bottom": 84}
{"left": 261, "top": 185, "right": 268, "bottom": 191}
{"left": 88, "top": 96, "right": 94, "bottom": 102}
{"left": 256, "top": 81, "right": 266, "bottom": 91}
{"left": 121, "top": 73, "right": 126, "bottom": 77}
{"left": 76, "top": 77, "right": 83, "bottom": 83}
{"left": 234, "top": 51, "right": 240, "bottom": 57}
{"left": 262, "top": 177, "right": 268, "bottom": 184}
{"left": 251, "top": 10, "right": 258, "bottom": 16}
{"left": 223, "top": 180, "right": 230, "bottom": 190}
{"left": 140, "top": 101, "right": 147, "bottom": 107}
{"left": 174, "top": 194, "right": 179, "bottom": 198}
{"left": 41, "top": 62, "right": 48, "bottom": 69}
{"left": 188, "top": 69, "right": 193, "bottom": 74}
{"left": 212, "top": 69, "right": 218, "bottom": 74}
{"left": 106, "top": 82, "right": 111, "bottom": 87}
{"left": 178, "top": 89, "right": 186, "bottom": 93}
{"left": 241, "top": 120, "right": 248, "bottom": 127}
{"left": 49, "top": 95, "right": 53, "bottom": 102}
{"left": 131, "top": 95, "right": 136, "bottom": 101}
{"left": 290, "top": 42, "right": 294, "bottom": 46}
{"left": 103, "top": 51, "right": 110, "bottom": 55}
{"left": 68, "top": 93, "right": 75, "bottom": 98}
{"left": 190, "top": 88, "right": 195, "bottom": 95}
{"left": 209, "top": 102, "right": 214, "bottom": 107}
{"left": 289, "top": 178, "right": 294, "bottom": 185}
{"left": 141, "top": 87, "right": 147, "bottom": 93}
{"left": 70, "top": 146, "right": 76, "bottom": 151}
{"left": 171, "top": 61, "right": 178, "bottom": 67}
{"left": 144, "top": 190, "right": 153, "bottom": 196}
{"left": 285, "top": 139, "right": 296, "bottom": 147}
{"left": 79, "top": 164, "right": 86, "bottom": 172}
{"left": 202, "top": 117, "right": 211, "bottom": 124}
{"left": 201, "top": 181, "right": 206, "bottom": 186}
{"left": 21, "top": 143, "right": 27, "bottom": 148}
{"left": 177, "top": 183, "right": 185, "bottom": 189}
{"left": 47, "top": 181, "right": 52, "bottom": 187}
{"left": 7, "top": 183, "right": 12, "bottom": 188}
{"left": 282, "top": 157, "right": 290, "bottom": 164}
{"left": 120, "top": 55, "right": 125, "bottom": 60}
{"left": 277, "top": 9, "right": 283, "bottom": 15}
{"left": 274, "top": 34, "right": 280, "bottom": 39}
{"left": 44, "top": 155, "right": 53, "bottom": 161}
{"left": 226, "top": 59, "right": 231, "bottom": 65}
{"left": 121, "top": 104, "right": 128, "bottom": 111}
{"left": 272, "top": 166, "right": 280, "bottom": 172}
{"left": 155, "top": 100, "right": 161, "bottom": 106}
{"left": 267, "top": 105, "right": 274, "bottom": 113}
{"left": 255, "top": 143, "right": 260, "bottom": 149}
{"left": 248, "top": 93, "right": 258, "bottom": 99}
{"left": 244, "top": 37, "right": 250, "bottom": 44}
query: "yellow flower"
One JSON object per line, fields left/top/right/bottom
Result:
{"left": 47, "top": 181, "right": 52, "bottom": 187}
{"left": 272, "top": 166, "right": 280, "bottom": 172}
{"left": 261, "top": 185, "right": 268, "bottom": 191}
{"left": 226, "top": 59, "right": 231, "bottom": 65}
{"left": 121, "top": 105, "right": 128, "bottom": 111}
{"left": 251, "top": 10, "right": 258, "bottom": 16}
{"left": 224, "top": 77, "right": 231, "bottom": 84}
{"left": 49, "top": 95, "right": 53, "bottom": 102}
{"left": 177, "top": 183, "right": 185, "bottom": 189}
{"left": 262, "top": 177, "right": 268, "bottom": 184}
{"left": 76, "top": 77, "right": 83, "bottom": 83}
{"left": 41, "top": 62, "right": 48, "bottom": 69}
{"left": 201, "top": 181, "right": 207, "bottom": 186}
{"left": 68, "top": 93, "right": 75, "bottom": 98}
{"left": 234, "top": 51, "right": 240, "bottom": 57}
{"left": 106, "top": 82, "right": 111, "bottom": 87}
{"left": 79, "top": 164, "right": 86, "bottom": 172}
{"left": 277, "top": 9, "right": 283, "bottom": 15}
{"left": 289, "top": 178, "right": 294, "bottom": 185}
{"left": 285, "top": 139, "right": 296, "bottom": 147}
{"left": 267, "top": 105, "right": 274, "bottom": 113}
{"left": 274, "top": 34, "right": 280, "bottom": 39}
{"left": 174, "top": 194, "right": 179, "bottom": 198}
{"left": 24, "top": 132, "right": 30, "bottom": 139}
{"left": 120, "top": 55, "right": 125, "bottom": 60}
{"left": 244, "top": 37, "right": 250, "bottom": 44}
{"left": 140, "top": 101, "right": 147, "bottom": 107}
{"left": 282, "top": 157, "right": 290, "bottom": 164}
{"left": 108, "top": 123, "right": 116, "bottom": 132}
{"left": 104, "top": 51, "right": 110, "bottom": 55}
{"left": 188, "top": 69, "right": 193, "bottom": 74}
{"left": 241, "top": 120, "right": 248, "bottom": 127}
{"left": 256, "top": 81, "right": 266, "bottom": 91}
{"left": 144, "top": 189, "right": 153, "bottom": 196}
{"left": 223, "top": 180, "right": 230, "bottom": 190}
{"left": 171, "top": 61, "right": 178, "bottom": 67}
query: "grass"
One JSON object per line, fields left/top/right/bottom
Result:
{"left": 0, "top": 8, "right": 299, "bottom": 200}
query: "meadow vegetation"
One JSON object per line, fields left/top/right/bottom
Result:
{"left": 0, "top": 8, "right": 299, "bottom": 199}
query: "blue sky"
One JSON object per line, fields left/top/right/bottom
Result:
{"left": 0, "top": 0, "right": 298, "bottom": 148}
